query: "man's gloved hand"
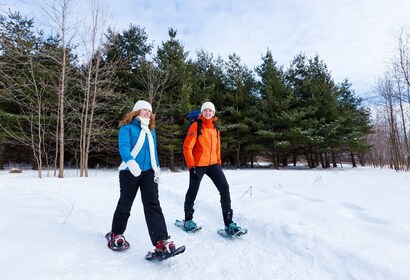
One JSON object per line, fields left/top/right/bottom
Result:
{"left": 189, "top": 167, "right": 199, "bottom": 180}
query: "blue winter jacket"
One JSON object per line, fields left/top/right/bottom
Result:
{"left": 118, "top": 118, "right": 160, "bottom": 171}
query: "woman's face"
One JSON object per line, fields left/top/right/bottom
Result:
{"left": 202, "top": 108, "right": 215, "bottom": 120}
{"left": 138, "top": 109, "right": 151, "bottom": 118}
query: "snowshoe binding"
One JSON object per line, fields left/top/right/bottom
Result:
{"left": 105, "top": 232, "right": 130, "bottom": 251}
{"left": 145, "top": 240, "right": 185, "bottom": 261}
{"left": 217, "top": 223, "right": 248, "bottom": 238}
{"left": 175, "top": 219, "right": 202, "bottom": 233}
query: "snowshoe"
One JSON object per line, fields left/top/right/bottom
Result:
{"left": 145, "top": 240, "right": 185, "bottom": 261}
{"left": 217, "top": 223, "right": 248, "bottom": 238}
{"left": 105, "top": 232, "right": 130, "bottom": 251}
{"left": 175, "top": 219, "right": 202, "bottom": 233}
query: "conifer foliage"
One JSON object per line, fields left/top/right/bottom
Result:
{"left": 0, "top": 9, "right": 374, "bottom": 173}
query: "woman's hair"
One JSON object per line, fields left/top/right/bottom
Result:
{"left": 118, "top": 110, "right": 156, "bottom": 130}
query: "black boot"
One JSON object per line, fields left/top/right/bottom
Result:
{"left": 223, "top": 209, "right": 245, "bottom": 236}
{"left": 185, "top": 209, "right": 194, "bottom": 221}
{"left": 222, "top": 209, "right": 233, "bottom": 227}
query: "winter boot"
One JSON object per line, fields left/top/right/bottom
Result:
{"left": 105, "top": 232, "right": 130, "bottom": 251}
{"left": 185, "top": 209, "right": 195, "bottom": 221}
{"left": 183, "top": 209, "right": 198, "bottom": 231}
{"left": 155, "top": 239, "right": 176, "bottom": 255}
{"left": 183, "top": 220, "right": 198, "bottom": 231}
{"left": 225, "top": 222, "right": 243, "bottom": 236}
{"left": 223, "top": 209, "right": 234, "bottom": 226}
{"left": 146, "top": 239, "right": 185, "bottom": 261}
{"left": 222, "top": 209, "right": 247, "bottom": 237}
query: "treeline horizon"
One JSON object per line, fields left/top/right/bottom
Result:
{"left": 0, "top": 8, "right": 376, "bottom": 177}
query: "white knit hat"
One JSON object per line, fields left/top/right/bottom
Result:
{"left": 201, "top": 101, "right": 215, "bottom": 113}
{"left": 133, "top": 100, "right": 152, "bottom": 112}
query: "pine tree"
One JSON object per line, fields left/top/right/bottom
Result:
{"left": 335, "top": 80, "right": 372, "bottom": 167}
{"left": 286, "top": 53, "right": 338, "bottom": 168}
{"left": 255, "top": 50, "right": 295, "bottom": 168}
{"left": 155, "top": 28, "right": 191, "bottom": 170}
{"left": 222, "top": 53, "right": 256, "bottom": 167}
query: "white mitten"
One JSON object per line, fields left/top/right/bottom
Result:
{"left": 126, "top": 160, "right": 141, "bottom": 177}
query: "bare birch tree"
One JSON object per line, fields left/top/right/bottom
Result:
{"left": 78, "top": 0, "right": 112, "bottom": 177}
{"left": 36, "top": 0, "right": 77, "bottom": 178}
{"left": 373, "top": 75, "right": 406, "bottom": 170}
{"left": 368, "top": 25, "right": 410, "bottom": 171}
{"left": 393, "top": 26, "right": 410, "bottom": 169}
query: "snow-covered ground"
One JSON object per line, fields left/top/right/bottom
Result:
{"left": 1, "top": 166, "right": 410, "bottom": 280}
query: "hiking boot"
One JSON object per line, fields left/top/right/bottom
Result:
{"left": 183, "top": 220, "right": 197, "bottom": 231}
{"left": 223, "top": 209, "right": 234, "bottom": 226}
{"left": 185, "top": 209, "right": 194, "bottom": 221}
{"left": 225, "top": 223, "right": 242, "bottom": 236}
{"left": 155, "top": 240, "right": 176, "bottom": 255}
{"left": 105, "top": 232, "right": 130, "bottom": 250}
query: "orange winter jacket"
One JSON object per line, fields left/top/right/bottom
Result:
{"left": 183, "top": 115, "right": 222, "bottom": 169}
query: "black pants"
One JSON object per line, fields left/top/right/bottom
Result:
{"left": 184, "top": 164, "right": 232, "bottom": 220}
{"left": 111, "top": 169, "right": 168, "bottom": 246}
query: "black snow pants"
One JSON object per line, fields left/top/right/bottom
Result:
{"left": 111, "top": 169, "right": 168, "bottom": 245}
{"left": 184, "top": 164, "right": 232, "bottom": 225}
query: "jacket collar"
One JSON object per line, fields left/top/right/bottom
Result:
{"left": 199, "top": 115, "right": 218, "bottom": 127}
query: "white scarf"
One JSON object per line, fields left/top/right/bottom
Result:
{"left": 118, "top": 117, "right": 160, "bottom": 183}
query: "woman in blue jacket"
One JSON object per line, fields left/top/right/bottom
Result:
{"left": 106, "top": 100, "right": 176, "bottom": 258}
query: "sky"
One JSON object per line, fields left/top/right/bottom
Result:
{"left": 2, "top": 0, "right": 410, "bottom": 98}
{"left": 1, "top": 166, "right": 410, "bottom": 279}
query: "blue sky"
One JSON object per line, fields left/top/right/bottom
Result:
{"left": 3, "top": 0, "right": 410, "bottom": 98}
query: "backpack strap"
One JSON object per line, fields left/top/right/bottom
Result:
{"left": 213, "top": 121, "right": 220, "bottom": 140}
{"left": 213, "top": 121, "right": 220, "bottom": 132}
{"left": 196, "top": 119, "right": 202, "bottom": 138}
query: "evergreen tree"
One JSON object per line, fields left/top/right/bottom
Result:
{"left": 335, "top": 80, "right": 373, "bottom": 167}
{"left": 286, "top": 53, "right": 338, "bottom": 168}
{"left": 222, "top": 53, "right": 256, "bottom": 167}
{"left": 190, "top": 49, "right": 227, "bottom": 106}
{"left": 155, "top": 28, "right": 191, "bottom": 170}
{"left": 255, "top": 50, "right": 295, "bottom": 168}
{"left": 104, "top": 24, "right": 153, "bottom": 112}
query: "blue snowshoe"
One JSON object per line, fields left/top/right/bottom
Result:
{"left": 175, "top": 219, "right": 202, "bottom": 233}
{"left": 217, "top": 223, "right": 248, "bottom": 238}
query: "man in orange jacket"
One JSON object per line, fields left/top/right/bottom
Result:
{"left": 182, "top": 101, "right": 245, "bottom": 236}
